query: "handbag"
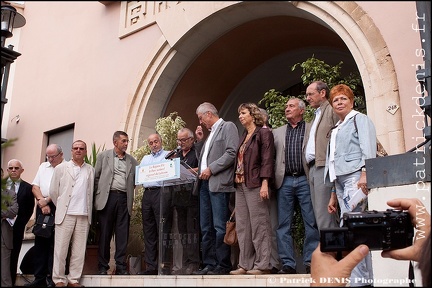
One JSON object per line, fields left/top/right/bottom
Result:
{"left": 32, "top": 213, "right": 55, "bottom": 238}
{"left": 223, "top": 209, "right": 238, "bottom": 245}
{"left": 127, "top": 254, "right": 142, "bottom": 275}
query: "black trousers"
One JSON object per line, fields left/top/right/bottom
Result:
{"left": 97, "top": 192, "right": 130, "bottom": 271}
{"left": 141, "top": 187, "right": 173, "bottom": 271}
{"left": 33, "top": 204, "right": 55, "bottom": 284}
{"left": 10, "top": 217, "right": 28, "bottom": 285}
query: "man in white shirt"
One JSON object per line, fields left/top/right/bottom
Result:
{"left": 26, "top": 144, "right": 64, "bottom": 287}
{"left": 49, "top": 140, "right": 94, "bottom": 287}
{"left": 303, "top": 81, "right": 340, "bottom": 231}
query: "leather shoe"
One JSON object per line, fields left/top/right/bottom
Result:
{"left": 25, "top": 280, "right": 48, "bottom": 287}
{"left": 270, "top": 267, "right": 279, "bottom": 274}
{"left": 137, "top": 269, "right": 158, "bottom": 275}
{"left": 207, "top": 266, "right": 231, "bottom": 275}
{"left": 192, "top": 266, "right": 213, "bottom": 275}
{"left": 246, "top": 269, "right": 271, "bottom": 275}
{"left": 278, "top": 266, "right": 297, "bottom": 274}
{"left": 67, "top": 283, "right": 84, "bottom": 287}
{"left": 230, "top": 267, "right": 247, "bottom": 275}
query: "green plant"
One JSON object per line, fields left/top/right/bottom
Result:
{"left": 85, "top": 142, "right": 106, "bottom": 245}
{"left": 258, "top": 55, "right": 363, "bottom": 254}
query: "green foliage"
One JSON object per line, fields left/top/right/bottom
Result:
{"left": 131, "top": 112, "right": 186, "bottom": 242}
{"left": 259, "top": 89, "right": 288, "bottom": 128}
{"left": 156, "top": 112, "right": 187, "bottom": 151}
{"left": 84, "top": 143, "right": 105, "bottom": 168}
{"left": 259, "top": 55, "right": 363, "bottom": 255}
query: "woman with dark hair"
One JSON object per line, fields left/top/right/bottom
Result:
{"left": 230, "top": 103, "right": 275, "bottom": 275}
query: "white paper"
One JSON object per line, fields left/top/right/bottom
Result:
{"left": 344, "top": 188, "right": 368, "bottom": 210}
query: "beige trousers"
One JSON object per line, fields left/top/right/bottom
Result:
{"left": 52, "top": 215, "right": 89, "bottom": 285}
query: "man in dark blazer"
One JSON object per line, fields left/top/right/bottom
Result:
{"left": 2, "top": 168, "right": 19, "bottom": 287}
{"left": 6, "top": 159, "right": 35, "bottom": 286}
{"left": 192, "top": 102, "right": 239, "bottom": 275}
{"left": 94, "top": 131, "right": 139, "bottom": 275}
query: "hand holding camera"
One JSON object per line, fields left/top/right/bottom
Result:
{"left": 311, "top": 198, "right": 431, "bottom": 287}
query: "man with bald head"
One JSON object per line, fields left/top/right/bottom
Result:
{"left": 5, "top": 159, "right": 34, "bottom": 286}
{"left": 26, "top": 144, "right": 65, "bottom": 287}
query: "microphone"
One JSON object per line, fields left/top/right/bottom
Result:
{"left": 165, "top": 146, "right": 181, "bottom": 159}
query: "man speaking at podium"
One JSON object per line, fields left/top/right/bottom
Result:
{"left": 138, "top": 133, "right": 172, "bottom": 275}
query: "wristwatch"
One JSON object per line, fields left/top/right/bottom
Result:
{"left": 361, "top": 166, "right": 366, "bottom": 172}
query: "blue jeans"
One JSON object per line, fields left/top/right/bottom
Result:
{"left": 199, "top": 180, "right": 232, "bottom": 269}
{"left": 276, "top": 175, "right": 319, "bottom": 269}
{"left": 335, "top": 171, "right": 373, "bottom": 286}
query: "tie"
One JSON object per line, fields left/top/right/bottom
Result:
{"left": 11, "top": 181, "right": 16, "bottom": 193}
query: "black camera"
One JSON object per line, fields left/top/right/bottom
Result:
{"left": 320, "top": 209, "right": 414, "bottom": 252}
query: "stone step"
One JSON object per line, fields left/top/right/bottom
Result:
{"left": 16, "top": 274, "right": 312, "bottom": 287}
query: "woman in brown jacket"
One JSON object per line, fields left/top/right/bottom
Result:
{"left": 230, "top": 102, "right": 275, "bottom": 275}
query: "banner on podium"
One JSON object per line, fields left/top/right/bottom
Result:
{"left": 135, "top": 158, "right": 180, "bottom": 185}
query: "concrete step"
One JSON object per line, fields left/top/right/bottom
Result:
{"left": 16, "top": 274, "right": 312, "bottom": 287}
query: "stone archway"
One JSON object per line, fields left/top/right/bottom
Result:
{"left": 124, "top": 1, "right": 403, "bottom": 154}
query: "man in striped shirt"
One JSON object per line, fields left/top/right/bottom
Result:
{"left": 272, "top": 97, "right": 319, "bottom": 275}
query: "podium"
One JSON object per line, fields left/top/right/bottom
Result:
{"left": 159, "top": 159, "right": 199, "bottom": 275}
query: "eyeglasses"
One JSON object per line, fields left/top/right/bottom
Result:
{"left": 72, "top": 147, "right": 86, "bottom": 151}
{"left": 8, "top": 167, "right": 21, "bottom": 171}
{"left": 46, "top": 152, "right": 61, "bottom": 160}
{"left": 176, "top": 137, "right": 192, "bottom": 143}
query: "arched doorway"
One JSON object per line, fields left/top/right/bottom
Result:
{"left": 125, "top": 2, "right": 401, "bottom": 154}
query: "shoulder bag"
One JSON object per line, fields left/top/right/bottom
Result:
{"left": 32, "top": 213, "right": 55, "bottom": 238}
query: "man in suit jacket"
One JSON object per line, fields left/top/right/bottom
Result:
{"left": 1, "top": 168, "right": 19, "bottom": 287}
{"left": 5, "top": 159, "right": 35, "bottom": 286}
{"left": 192, "top": 102, "right": 239, "bottom": 275}
{"left": 94, "top": 131, "right": 139, "bottom": 275}
{"left": 49, "top": 140, "right": 95, "bottom": 287}
{"left": 303, "top": 81, "right": 340, "bottom": 231}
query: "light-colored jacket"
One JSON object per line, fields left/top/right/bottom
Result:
{"left": 324, "top": 112, "right": 377, "bottom": 183}
{"left": 49, "top": 161, "right": 95, "bottom": 225}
